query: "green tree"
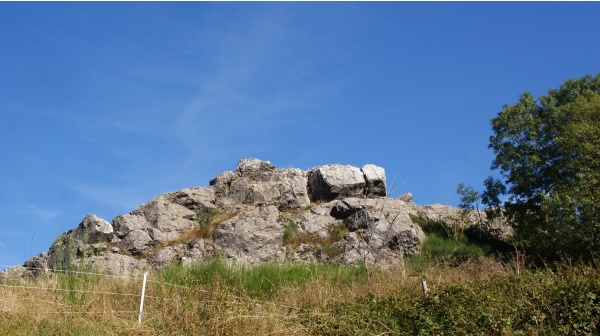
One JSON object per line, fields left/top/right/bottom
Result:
{"left": 457, "top": 182, "right": 485, "bottom": 227}
{"left": 484, "top": 74, "right": 600, "bottom": 260}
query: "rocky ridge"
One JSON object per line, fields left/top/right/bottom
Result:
{"left": 2, "top": 158, "right": 503, "bottom": 278}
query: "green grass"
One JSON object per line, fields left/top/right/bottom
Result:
{"left": 409, "top": 214, "right": 493, "bottom": 263}
{"left": 423, "top": 233, "right": 490, "bottom": 260}
{"left": 282, "top": 220, "right": 299, "bottom": 245}
{"left": 159, "top": 259, "right": 368, "bottom": 299}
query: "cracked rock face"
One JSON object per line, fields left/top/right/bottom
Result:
{"left": 7, "top": 158, "right": 500, "bottom": 278}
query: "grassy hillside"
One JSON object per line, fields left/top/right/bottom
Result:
{"left": 1, "top": 217, "right": 599, "bottom": 335}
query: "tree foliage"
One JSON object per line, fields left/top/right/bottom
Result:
{"left": 485, "top": 74, "right": 600, "bottom": 260}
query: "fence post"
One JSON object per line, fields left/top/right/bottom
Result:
{"left": 421, "top": 278, "right": 428, "bottom": 296}
{"left": 138, "top": 272, "right": 148, "bottom": 325}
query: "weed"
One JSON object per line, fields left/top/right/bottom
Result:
{"left": 282, "top": 220, "right": 299, "bottom": 246}
{"left": 328, "top": 222, "right": 347, "bottom": 242}
{"left": 196, "top": 207, "right": 218, "bottom": 238}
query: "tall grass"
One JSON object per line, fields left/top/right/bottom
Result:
{"left": 2, "top": 254, "right": 598, "bottom": 334}
{"left": 159, "top": 259, "right": 368, "bottom": 299}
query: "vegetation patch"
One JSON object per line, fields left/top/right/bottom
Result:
{"left": 193, "top": 208, "right": 241, "bottom": 240}
{"left": 4, "top": 255, "right": 599, "bottom": 335}
{"left": 159, "top": 259, "right": 368, "bottom": 299}
{"left": 410, "top": 214, "right": 492, "bottom": 262}
{"left": 282, "top": 219, "right": 299, "bottom": 245}
{"left": 304, "top": 263, "right": 600, "bottom": 335}
{"left": 281, "top": 219, "right": 347, "bottom": 259}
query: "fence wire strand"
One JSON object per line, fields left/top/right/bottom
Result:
{"left": 1, "top": 264, "right": 304, "bottom": 319}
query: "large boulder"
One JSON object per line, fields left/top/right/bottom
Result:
{"left": 308, "top": 164, "right": 366, "bottom": 201}
{"left": 75, "top": 214, "right": 114, "bottom": 243}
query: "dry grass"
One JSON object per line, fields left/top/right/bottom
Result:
{"left": 0, "top": 255, "right": 520, "bottom": 335}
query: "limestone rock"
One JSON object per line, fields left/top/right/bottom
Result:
{"left": 362, "top": 164, "right": 387, "bottom": 197}
{"left": 0, "top": 265, "right": 26, "bottom": 280}
{"left": 113, "top": 213, "right": 150, "bottom": 238}
{"left": 167, "top": 187, "right": 216, "bottom": 211}
{"left": 308, "top": 164, "right": 366, "bottom": 201}
{"left": 119, "top": 229, "right": 153, "bottom": 254}
{"left": 342, "top": 232, "right": 372, "bottom": 265}
{"left": 295, "top": 201, "right": 339, "bottom": 237}
{"left": 83, "top": 254, "right": 148, "bottom": 277}
{"left": 210, "top": 170, "right": 235, "bottom": 198}
{"left": 344, "top": 209, "right": 371, "bottom": 231}
{"left": 234, "top": 158, "right": 276, "bottom": 181}
{"left": 133, "top": 196, "right": 197, "bottom": 233}
{"left": 398, "top": 192, "right": 413, "bottom": 202}
{"left": 76, "top": 214, "right": 114, "bottom": 243}
{"left": 214, "top": 158, "right": 310, "bottom": 211}
{"left": 213, "top": 205, "right": 285, "bottom": 263}
{"left": 23, "top": 252, "right": 49, "bottom": 277}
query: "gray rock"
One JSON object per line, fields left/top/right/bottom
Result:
{"left": 308, "top": 164, "right": 366, "bottom": 201}
{"left": 276, "top": 168, "right": 311, "bottom": 210}
{"left": 113, "top": 214, "right": 150, "bottom": 238}
{"left": 76, "top": 214, "right": 114, "bottom": 244}
{"left": 234, "top": 158, "right": 276, "bottom": 181}
{"left": 119, "top": 230, "right": 153, "bottom": 254}
{"left": 398, "top": 192, "right": 413, "bottom": 202}
{"left": 331, "top": 198, "right": 364, "bottom": 219}
{"left": 344, "top": 209, "right": 371, "bottom": 231}
{"left": 215, "top": 159, "right": 310, "bottom": 211}
{"left": 0, "top": 265, "right": 26, "bottom": 280}
{"left": 213, "top": 205, "right": 285, "bottom": 263}
{"left": 342, "top": 232, "right": 372, "bottom": 265}
{"left": 388, "top": 230, "right": 421, "bottom": 255}
{"left": 83, "top": 254, "right": 148, "bottom": 277}
{"left": 362, "top": 164, "right": 387, "bottom": 197}
{"left": 149, "top": 247, "right": 179, "bottom": 268}
{"left": 296, "top": 201, "right": 340, "bottom": 237}
{"left": 210, "top": 170, "right": 235, "bottom": 198}
{"left": 24, "top": 252, "right": 49, "bottom": 276}
{"left": 133, "top": 197, "right": 197, "bottom": 233}
{"left": 167, "top": 187, "right": 216, "bottom": 211}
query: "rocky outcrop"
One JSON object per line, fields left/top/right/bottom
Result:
{"left": 2, "top": 158, "right": 505, "bottom": 279}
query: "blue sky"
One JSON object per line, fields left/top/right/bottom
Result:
{"left": 1, "top": 2, "right": 599, "bottom": 269}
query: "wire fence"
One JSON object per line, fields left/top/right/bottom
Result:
{"left": 0, "top": 263, "right": 304, "bottom": 325}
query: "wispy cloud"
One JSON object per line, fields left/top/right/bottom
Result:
{"left": 172, "top": 6, "right": 347, "bottom": 168}
{"left": 70, "top": 184, "right": 147, "bottom": 214}
{"left": 0, "top": 203, "right": 61, "bottom": 224}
